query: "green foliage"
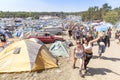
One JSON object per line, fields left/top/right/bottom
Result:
{"left": 0, "top": 3, "right": 120, "bottom": 24}
{"left": 81, "top": 3, "right": 112, "bottom": 21}
{"left": 103, "top": 11, "right": 118, "bottom": 24}
{"left": 0, "top": 11, "right": 67, "bottom": 18}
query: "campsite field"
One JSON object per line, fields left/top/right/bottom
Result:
{"left": 0, "top": 31, "right": 120, "bottom": 80}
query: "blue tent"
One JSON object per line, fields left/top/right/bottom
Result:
{"left": 95, "top": 24, "right": 109, "bottom": 32}
{"left": 5, "top": 31, "right": 13, "bottom": 38}
{"left": 15, "top": 28, "right": 24, "bottom": 37}
{"left": 15, "top": 24, "right": 22, "bottom": 27}
{"left": 105, "top": 23, "right": 113, "bottom": 28}
{"left": 116, "top": 24, "right": 120, "bottom": 29}
{"left": 0, "top": 29, "right": 13, "bottom": 38}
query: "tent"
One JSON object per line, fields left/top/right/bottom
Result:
{"left": 0, "top": 39, "right": 57, "bottom": 73}
{"left": 116, "top": 23, "right": 120, "bottom": 29}
{"left": 29, "top": 38, "right": 44, "bottom": 44}
{"left": 105, "top": 23, "right": 113, "bottom": 28}
{"left": 0, "top": 29, "right": 13, "bottom": 38}
{"left": 49, "top": 41, "right": 70, "bottom": 57}
{"left": 95, "top": 24, "right": 109, "bottom": 32}
{"left": 5, "top": 31, "right": 13, "bottom": 38}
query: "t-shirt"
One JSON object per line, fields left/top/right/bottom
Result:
{"left": 99, "top": 42, "right": 105, "bottom": 46}
{"left": 76, "top": 30, "right": 81, "bottom": 36}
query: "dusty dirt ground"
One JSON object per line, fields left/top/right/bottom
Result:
{"left": 0, "top": 31, "right": 120, "bottom": 80}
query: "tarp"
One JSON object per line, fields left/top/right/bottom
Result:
{"left": 95, "top": 24, "right": 109, "bottom": 32}
{"left": 49, "top": 41, "right": 70, "bottom": 57}
{"left": 0, "top": 29, "right": 13, "bottom": 38}
{"left": 5, "top": 31, "right": 13, "bottom": 38}
{"left": 105, "top": 23, "right": 113, "bottom": 28}
{"left": 116, "top": 24, "right": 120, "bottom": 29}
{"left": 0, "top": 39, "right": 57, "bottom": 73}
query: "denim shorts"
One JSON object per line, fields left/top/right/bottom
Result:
{"left": 98, "top": 45, "right": 105, "bottom": 54}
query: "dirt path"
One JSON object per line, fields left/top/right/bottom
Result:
{"left": 0, "top": 31, "right": 120, "bottom": 80}
{"left": 68, "top": 39, "right": 120, "bottom": 80}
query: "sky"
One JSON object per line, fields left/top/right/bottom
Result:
{"left": 0, "top": 0, "right": 120, "bottom": 12}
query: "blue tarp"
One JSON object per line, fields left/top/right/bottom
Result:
{"left": 15, "top": 28, "right": 23, "bottom": 37}
{"left": 15, "top": 24, "right": 22, "bottom": 27}
{"left": 94, "top": 23, "right": 113, "bottom": 32}
{"left": 116, "top": 24, "right": 120, "bottom": 29}
{"left": 95, "top": 24, "right": 109, "bottom": 32}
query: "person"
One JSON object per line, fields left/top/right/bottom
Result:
{"left": 75, "top": 27, "right": 81, "bottom": 41}
{"left": 107, "top": 29, "right": 111, "bottom": 38}
{"left": 82, "top": 36, "right": 100, "bottom": 71}
{"left": 82, "top": 27, "right": 87, "bottom": 38}
{"left": 73, "top": 41, "right": 85, "bottom": 77}
{"left": 97, "top": 32, "right": 110, "bottom": 58}
{"left": 115, "top": 30, "right": 120, "bottom": 40}
{"left": 68, "top": 29, "right": 72, "bottom": 39}
{"left": 0, "top": 33, "right": 6, "bottom": 48}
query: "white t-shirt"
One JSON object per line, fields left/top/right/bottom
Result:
{"left": 99, "top": 42, "right": 105, "bottom": 46}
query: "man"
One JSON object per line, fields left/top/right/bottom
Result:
{"left": 97, "top": 31, "right": 110, "bottom": 58}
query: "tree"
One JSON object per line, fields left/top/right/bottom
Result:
{"left": 103, "top": 11, "right": 118, "bottom": 24}
{"left": 101, "top": 3, "right": 112, "bottom": 19}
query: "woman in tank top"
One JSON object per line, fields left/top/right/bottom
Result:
{"left": 82, "top": 36, "right": 100, "bottom": 71}
{"left": 73, "top": 41, "right": 85, "bottom": 77}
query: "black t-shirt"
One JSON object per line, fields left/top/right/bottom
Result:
{"left": 68, "top": 30, "right": 72, "bottom": 35}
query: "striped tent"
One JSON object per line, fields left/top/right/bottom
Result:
{"left": 0, "top": 39, "right": 57, "bottom": 73}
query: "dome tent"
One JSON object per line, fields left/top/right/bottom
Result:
{"left": 0, "top": 39, "right": 57, "bottom": 73}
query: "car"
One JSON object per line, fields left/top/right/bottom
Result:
{"left": 27, "top": 32, "right": 64, "bottom": 43}
{"left": 43, "top": 26, "right": 63, "bottom": 35}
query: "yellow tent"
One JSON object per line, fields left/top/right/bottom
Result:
{"left": 0, "top": 40, "right": 57, "bottom": 73}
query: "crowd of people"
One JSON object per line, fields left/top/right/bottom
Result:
{"left": 67, "top": 23, "right": 111, "bottom": 77}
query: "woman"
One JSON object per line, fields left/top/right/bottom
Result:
{"left": 73, "top": 41, "right": 85, "bottom": 77}
{"left": 82, "top": 36, "right": 100, "bottom": 71}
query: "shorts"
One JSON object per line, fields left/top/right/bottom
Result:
{"left": 75, "top": 53, "right": 83, "bottom": 59}
{"left": 98, "top": 45, "right": 105, "bottom": 54}
{"left": 85, "top": 52, "right": 93, "bottom": 58}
